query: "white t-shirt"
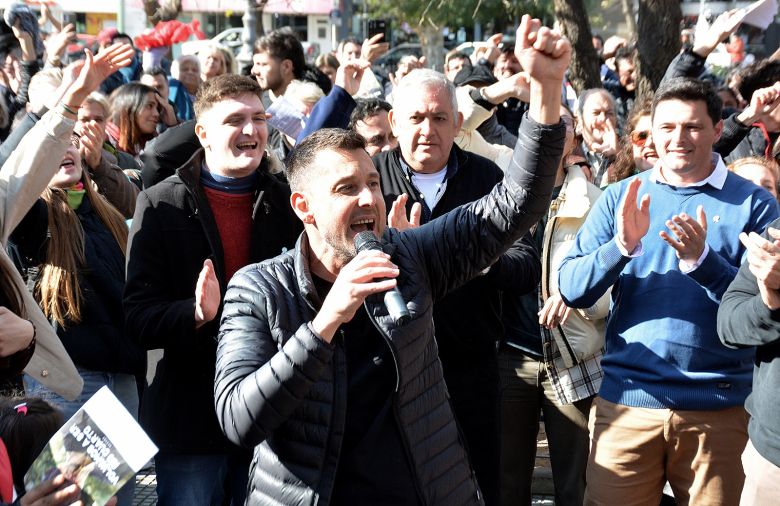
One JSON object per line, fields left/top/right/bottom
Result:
{"left": 411, "top": 166, "right": 448, "bottom": 211}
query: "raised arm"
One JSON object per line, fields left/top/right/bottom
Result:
{"left": 415, "top": 16, "right": 569, "bottom": 300}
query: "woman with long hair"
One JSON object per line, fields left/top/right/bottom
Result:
{"left": 0, "top": 45, "right": 133, "bottom": 404}
{"left": 198, "top": 43, "right": 234, "bottom": 82}
{"left": 106, "top": 82, "right": 160, "bottom": 159}
{"left": 12, "top": 129, "right": 144, "bottom": 415}
{"left": 11, "top": 129, "right": 142, "bottom": 506}
{"left": 608, "top": 96, "right": 658, "bottom": 184}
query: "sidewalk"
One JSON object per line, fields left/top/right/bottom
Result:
{"left": 131, "top": 424, "right": 557, "bottom": 505}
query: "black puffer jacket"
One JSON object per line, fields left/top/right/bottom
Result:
{"left": 214, "top": 115, "right": 564, "bottom": 505}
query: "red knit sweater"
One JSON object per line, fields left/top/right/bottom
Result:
{"left": 203, "top": 187, "right": 254, "bottom": 281}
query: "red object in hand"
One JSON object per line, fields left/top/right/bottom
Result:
{"left": 134, "top": 19, "right": 206, "bottom": 51}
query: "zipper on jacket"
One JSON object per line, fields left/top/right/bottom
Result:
{"left": 364, "top": 301, "right": 402, "bottom": 392}
{"left": 321, "top": 329, "right": 346, "bottom": 506}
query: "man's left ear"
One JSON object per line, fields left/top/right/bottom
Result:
{"left": 455, "top": 111, "right": 464, "bottom": 130}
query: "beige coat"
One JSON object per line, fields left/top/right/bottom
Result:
{"left": 541, "top": 165, "right": 611, "bottom": 368}
{"left": 1, "top": 110, "right": 82, "bottom": 400}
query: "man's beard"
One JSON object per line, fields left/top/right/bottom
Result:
{"left": 322, "top": 229, "right": 357, "bottom": 265}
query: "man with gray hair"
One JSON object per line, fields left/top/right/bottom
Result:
{"left": 576, "top": 88, "right": 619, "bottom": 187}
{"left": 373, "top": 68, "right": 542, "bottom": 504}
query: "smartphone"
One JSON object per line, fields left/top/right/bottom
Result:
{"left": 367, "top": 19, "right": 387, "bottom": 41}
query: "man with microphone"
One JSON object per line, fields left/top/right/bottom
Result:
{"left": 213, "top": 15, "right": 569, "bottom": 506}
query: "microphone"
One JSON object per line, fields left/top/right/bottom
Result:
{"left": 354, "top": 231, "right": 411, "bottom": 326}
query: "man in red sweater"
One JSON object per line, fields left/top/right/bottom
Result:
{"left": 124, "top": 75, "right": 301, "bottom": 506}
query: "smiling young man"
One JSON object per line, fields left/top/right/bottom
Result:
{"left": 213, "top": 15, "right": 569, "bottom": 506}
{"left": 558, "top": 77, "right": 780, "bottom": 505}
{"left": 124, "top": 74, "right": 301, "bottom": 506}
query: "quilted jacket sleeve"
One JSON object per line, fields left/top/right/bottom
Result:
{"left": 214, "top": 266, "right": 335, "bottom": 447}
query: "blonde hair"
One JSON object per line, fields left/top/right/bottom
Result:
{"left": 27, "top": 67, "right": 63, "bottom": 113}
{"left": 81, "top": 91, "right": 110, "bottom": 117}
{"left": 728, "top": 156, "right": 780, "bottom": 181}
{"left": 284, "top": 79, "right": 325, "bottom": 109}
{"left": 198, "top": 43, "right": 236, "bottom": 76}
{"left": 37, "top": 170, "right": 128, "bottom": 327}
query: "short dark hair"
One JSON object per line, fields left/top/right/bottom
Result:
{"left": 614, "top": 48, "right": 635, "bottom": 71}
{"left": 445, "top": 50, "right": 471, "bottom": 67}
{"left": 286, "top": 128, "right": 366, "bottom": 191}
{"left": 111, "top": 32, "right": 133, "bottom": 47}
{"left": 142, "top": 66, "right": 167, "bottom": 79}
{"left": 0, "top": 398, "right": 62, "bottom": 492}
{"left": 194, "top": 74, "right": 263, "bottom": 117}
{"left": 254, "top": 28, "right": 305, "bottom": 79}
{"left": 348, "top": 98, "right": 392, "bottom": 130}
{"left": 338, "top": 37, "right": 362, "bottom": 54}
{"left": 652, "top": 77, "right": 721, "bottom": 126}
{"left": 736, "top": 59, "right": 780, "bottom": 102}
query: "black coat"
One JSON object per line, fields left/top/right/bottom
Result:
{"left": 123, "top": 149, "right": 302, "bottom": 454}
{"left": 372, "top": 145, "right": 541, "bottom": 364}
{"left": 214, "top": 116, "right": 563, "bottom": 505}
{"left": 372, "top": 144, "right": 541, "bottom": 504}
{"left": 10, "top": 197, "right": 144, "bottom": 375}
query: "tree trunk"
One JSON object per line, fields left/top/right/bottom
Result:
{"left": 256, "top": 0, "right": 268, "bottom": 37}
{"left": 553, "top": 0, "right": 602, "bottom": 94}
{"left": 417, "top": 24, "right": 445, "bottom": 72}
{"left": 636, "top": 0, "right": 681, "bottom": 97}
{"left": 620, "top": 0, "right": 636, "bottom": 37}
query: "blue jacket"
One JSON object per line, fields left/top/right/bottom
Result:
{"left": 168, "top": 78, "right": 195, "bottom": 122}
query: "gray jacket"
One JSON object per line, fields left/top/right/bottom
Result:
{"left": 213, "top": 115, "right": 565, "bottom": 505}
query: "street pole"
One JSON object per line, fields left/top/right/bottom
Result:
{"left": 238, "top": 0, "right": 257, "bottom": 71}
{"left": 117, "top": 0, "right": 125, "bottom": 32}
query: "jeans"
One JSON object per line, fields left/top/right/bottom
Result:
{"left": 24, "top": 370, "right": 139, "bottom": 506}
{"left": 154, "top": 452, "right": 249, "bottom": 506}
{"left": 498, "top": 346, "right": 591, "bottom": 506}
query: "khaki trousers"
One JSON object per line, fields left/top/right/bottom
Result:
{"left": 585, "top": 396, "right": 748, "bottom": 506}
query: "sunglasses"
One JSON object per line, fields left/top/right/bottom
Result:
{"left": 630, "top": 130, "right": 650, "bottom": 147}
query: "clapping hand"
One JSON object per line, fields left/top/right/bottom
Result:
{"left": 387, "top": 193, "right": 422, "bottom": 231}
{"left": 336, "top": 59, "right": 371, "bottom": 96}
{"left": 617, "top": 178, "right": 651, "bottom": 253}
{"left": 739, "top": 227, "right": 780, "bottom": 310}
{"left": 195, "top": 259, "right": 220, "bottom": 329}
{"left": 659, "top": 205, "right": 708, "bottom": 266}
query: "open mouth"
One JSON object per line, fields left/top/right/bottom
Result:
{"left": 59, "top": 159, "right": 75, "bottom": 169}
{"left": 350, "top": 218, "right": 375, "bottom": 233}
{"left": 236, "top": 141, "right": 258, "bottom": 152}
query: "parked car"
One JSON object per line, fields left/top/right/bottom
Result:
{"left": 181, "top": 27, "right": 320, "bottom": 63}
{"left": 181, "top": 27, "right": 242, "bottom": 56}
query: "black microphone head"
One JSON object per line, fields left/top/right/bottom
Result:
{"left": 354, "top": 231, "right": 381, "bottom": 253}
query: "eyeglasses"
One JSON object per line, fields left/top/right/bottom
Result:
{"left": 630, "top": 130, "right": 650, "bottom": 147}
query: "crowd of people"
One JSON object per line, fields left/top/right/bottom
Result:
{"left": 0, "top": 2, "right": 779, "bottom": 505}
